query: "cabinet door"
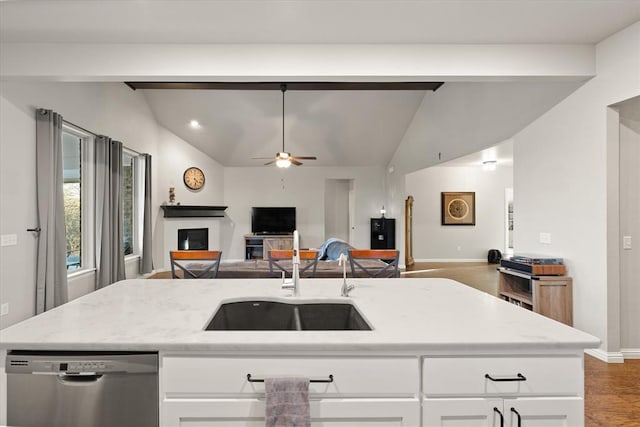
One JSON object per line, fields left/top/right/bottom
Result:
{"left": 504, "top": 397, "right": 584, "bottom": 427}
{"left": 163, "top": 398, "right": 419, "bottom": 427}
{"left": 423, "top": 398, "right": 503, "bottom": 427}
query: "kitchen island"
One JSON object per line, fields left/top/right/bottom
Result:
{"left": 1, "top": 278, "right": 599, "bottom": 426}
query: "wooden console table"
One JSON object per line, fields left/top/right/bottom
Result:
{"left": 498, "top": 267, "right": 573, "bottom": 326}
{"left": 244, "top": 234, "right": 293, "bottom": 260}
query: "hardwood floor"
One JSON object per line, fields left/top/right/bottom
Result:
{"left": 404, "top": 262, "right": 640, "bottom": 426}
{"left": 585, "top": 355, "right": 640, "bottom": 427}
{"left": 403, "top": 261, "right": 500, "bottom": 296}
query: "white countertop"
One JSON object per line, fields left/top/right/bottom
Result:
{"left": 0, "top": 278, "right": 600, "bottom": 354}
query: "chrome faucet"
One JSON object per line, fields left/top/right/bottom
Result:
{"left": 338, "top": 253, "right": 354, "bottom": 297}
{"left": 282, "top": 230, "right": 300, "bottom": 296}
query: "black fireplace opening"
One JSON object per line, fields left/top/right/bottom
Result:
{"left": 178, "top": 228, "right": 208, "bottom": 250}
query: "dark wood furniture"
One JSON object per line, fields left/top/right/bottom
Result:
{"left": 371, "top": 218, "right": 395, "bottom": 249}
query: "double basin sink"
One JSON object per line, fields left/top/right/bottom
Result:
{"left": 205, "top": 298, "right": 372, "bottom": 331}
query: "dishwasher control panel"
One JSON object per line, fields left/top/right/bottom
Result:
{"left": 6, "top": 352, "right": 158, "bottom": 374}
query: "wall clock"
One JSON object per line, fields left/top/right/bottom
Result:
{"left": 183, "top": 166, "right": 205, "bottom": 190}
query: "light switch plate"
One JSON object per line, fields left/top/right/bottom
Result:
{"left": 623, "top": 235, "right": 632, "bottom": 250}
{"left": 1, "top": 234, "right": 18, "bottom": 246}
{"left": 0, "top": 303, "right": 8, "bottom": 316}
{"left": 539, "top": 232, "right": 552, "bottom": 244}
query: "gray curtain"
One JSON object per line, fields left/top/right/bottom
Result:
{"left": 139, "top": 153, "right": 153, "bottom": 274}
{"left": 35, "top": 109, "right": 69, "bottom": 313}
{"left": 95, "top": 135, "right": 125, "bottom": 288}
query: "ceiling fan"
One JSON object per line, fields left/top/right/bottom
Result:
{"left": 254, "top": 83, "right": 317, "bottom": 168}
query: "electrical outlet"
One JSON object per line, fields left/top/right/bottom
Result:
{"left": 1, "top": 234, "right": 18, "bottom": 246}
{"left": 456, "top": 246, "right": 462, "bottom": 252}
{"left": 0, "top": 303, "right": 8, "bottom": 316}
{"left": 539, "top": 232, "right": 551, "bottom": 244}
{"left": 623, "top": 236, "right": 632, "bottom": 250}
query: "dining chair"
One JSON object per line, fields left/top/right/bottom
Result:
{"left": 348, "top": 249, "right": 400, "bottom": 278}
{"left": 170, "top": 250, "right": 223, "bottom": 279}
{"left": 268, "top": 249, "right": 319, "bottom": 278}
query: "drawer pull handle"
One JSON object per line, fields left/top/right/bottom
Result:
{"left": 246, "top": 373, "right": 334, "bottom": 383}
{"left": 493, "top": 407, "right": 504, "bottom": 427}
{"left": 485, "top": 373, "right": 527, "bottom": 382}
{"left": 510, "top": 408, "right": 522, "bottom": 427}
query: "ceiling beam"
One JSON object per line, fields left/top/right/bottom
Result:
{"left": 124, "top": 81, "right": 444, "bottom": 91}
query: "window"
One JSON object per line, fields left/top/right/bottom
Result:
{"left": 62, "top": 124, "right": 94, "bottom": 273}
{"left": 62, "top": 122, "right": 144, "bottom": 274}
{"left": 122, "top": 150, "right": 142, "bottom": 257}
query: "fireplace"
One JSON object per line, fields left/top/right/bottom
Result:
{"left": 178, "top": 228, "right": 209, "bottom": 250}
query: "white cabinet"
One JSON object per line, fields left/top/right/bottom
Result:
{"left": 161, "top": 355, "right": 420, "bottom": 427}
{"left": 422, "top": 355, "right": 585, "bottom": 427}
{"left": 423, "top": 397, "right": 583, "bottom": 426}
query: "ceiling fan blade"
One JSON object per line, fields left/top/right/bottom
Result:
{"left": 290, "top": 159, "right": 303, "bottom": 166}
{"left": 291, "top": 156, "right": 317, "bottom": 160}
{"left": 252, "top": 157, "right": 276, "bottom": 160}
{"left": 264, "top": 160, "right": 276, "bottom": 165}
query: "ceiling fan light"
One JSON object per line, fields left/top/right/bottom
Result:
{"left": 277, "top": 152, "right": 291, "bottom": 160}
{"left": 276, "top": 158, "right": 292, "bottom": 168}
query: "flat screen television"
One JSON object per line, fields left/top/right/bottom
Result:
{"left": 251, "top": 207, "right": 296, "bottom": 235}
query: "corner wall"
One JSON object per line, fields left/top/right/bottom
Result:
{"left": 513, "top": 22, "right": 640, "bottom": 357}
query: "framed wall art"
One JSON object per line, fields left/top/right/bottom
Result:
{"left": 441, "top": 192, "right": 476, "bottom": 225}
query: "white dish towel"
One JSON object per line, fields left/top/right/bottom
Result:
{"left": 265, "top": 377, "right": 311, "bottom": 427}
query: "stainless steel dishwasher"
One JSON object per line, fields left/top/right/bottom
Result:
{"left": 6, "top": 351, "right": 158, "bottom": 427}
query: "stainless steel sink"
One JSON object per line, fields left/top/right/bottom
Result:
{"left": 205, "top": 299, "right": 372, "bottom": 331}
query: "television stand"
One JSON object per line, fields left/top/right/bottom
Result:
{"left": 244, "top": 234, "right": 294, "bottom": 260}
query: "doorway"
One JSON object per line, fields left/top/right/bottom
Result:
{"left": 324, "top": 179, "right": 354, "bottom": 243}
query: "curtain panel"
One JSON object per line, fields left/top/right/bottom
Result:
{"left": 35, "top": 109, "right": 69, "bottom": 313}
{"left": 95, "top": 135, "right": 125, "bottom": 288}
{"left": 140, "top": 153, "right": 153, "bottom": 274}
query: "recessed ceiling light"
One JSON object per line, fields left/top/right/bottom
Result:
{"left": 189, "top": 120, "right": 201, "bottom": 129}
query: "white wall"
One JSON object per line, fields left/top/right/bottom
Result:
{"left": 513, "top": 22, "right": 640, "bottom": 357}
{"left": 0, "top": 95, "right": 38, "bottom": 328}
{"left": 619, "top": 117, "right": 640, "bottom": 351}
{"left": 405, "top": 165, "right": 513, "bottom": 261}
{"left": 223, "top": 167, "right": 385, "bottom": 260}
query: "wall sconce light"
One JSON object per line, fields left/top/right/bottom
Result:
{"left": 482, "top": 160, "right": 497, "bottom": 171}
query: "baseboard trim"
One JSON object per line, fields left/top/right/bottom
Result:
{"left": 621, "top": 348, "right": 640, "bottom": 359}
{"left": 585, "top": 348, "right": 625, "bottom": 363}
{"left": 413, "top": 258, "right": 488, "bottom": 263}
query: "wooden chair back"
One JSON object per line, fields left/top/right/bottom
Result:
{"left": 170, "top": 250, "right": 222, "bottom": 279}
{"left": 348, "top": 249, "right": 400, "bottom": 278}
{"left": 269, "top": 249, "right": 319, "bottom": 278}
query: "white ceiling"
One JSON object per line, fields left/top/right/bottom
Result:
{"left": 1, "top": 1, "right": 639, "bottom": 44}
{"left": 2, "top": 1, "right": 638, "bottom": 168}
